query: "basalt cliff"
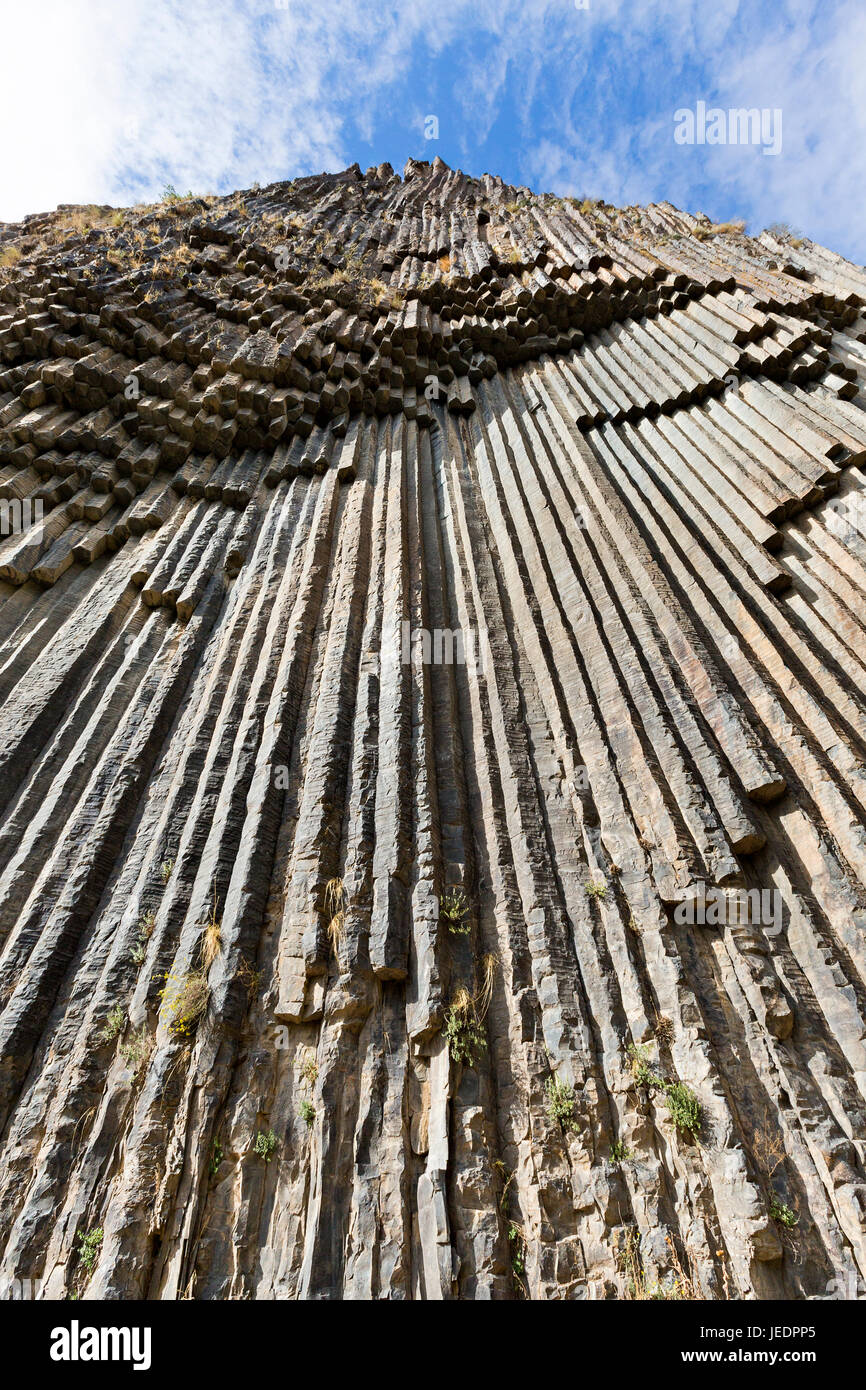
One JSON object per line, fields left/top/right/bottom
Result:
{"left": 0, "top": 156, "right": 865, "bottom": 1300}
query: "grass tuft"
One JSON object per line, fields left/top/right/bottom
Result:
{"left": 99, "top": 1005, "right": 125, "bottom": 1043}
{"left": 545, "top": 1073, "right": 579, "bottom": 1132}
{"left": 443, "top": 988, "right": 486, "bottom": 1068}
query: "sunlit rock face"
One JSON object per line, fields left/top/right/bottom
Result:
{"left": 0, "top": 158, "right": 865, "bottom": 1300}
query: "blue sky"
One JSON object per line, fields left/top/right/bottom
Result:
{"left": 2, "top": 0, "right": 864, "bottom": 261}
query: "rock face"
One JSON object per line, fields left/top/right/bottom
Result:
{"left": 0, "top": 157, "right": 865, "bottom": 1301}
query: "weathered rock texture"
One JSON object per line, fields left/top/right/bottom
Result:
{"left": 0, "top": 157, "right": 865, "bottom": 1300}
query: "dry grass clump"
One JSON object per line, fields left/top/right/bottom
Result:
{"left": 324, "top": 877, "right": 344, "bottom": 915}
{"left": 201, "top": 892, "right": 223, "bottom": 970}
{"left": 619, "top": 1230, "right": 699, "bottom": 1300}
{"left": 237, "top": 955, "right": 261, "bottom": 1001}
{"left": 753, "top": 1116, "right": 786, "bottom": 1178}
{"left": 159, "top": 967, "right": 209, "bottom": 1036}
{"left": 695, "top": 219, "right": 745, "bottom": 241}
{"left": 476, "top": 952, "right": 499, "bottom": 1019}
{"left": 324, "top": 877, "right": 346, "bottom": 956}
{"left": 327, "top": 909, "right": 345, "bottom": 953}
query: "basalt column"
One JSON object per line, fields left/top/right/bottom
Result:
{"left": 0, "top": 158, "right": 865, "bottom": 1300}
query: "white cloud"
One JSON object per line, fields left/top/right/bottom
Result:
{"left": 519, "top": 0, "right": 866, "bottom": 260}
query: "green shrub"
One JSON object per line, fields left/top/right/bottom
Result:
{"left": 299, "top": 1100, "right": 316, "bottom": 1127}
{"left": 610, "top": 1138, "right": 630, "bottom": 1165}
{"left": 769, "top": 1197, "right": 798, "bottom": 1229}
{"left": 443, "top": 990, "right": 486, "bottom": 1068}
{"left": 627, "top": 1042, "right": 661, "bottom": 1089}
{"left": 77, "top": 1227, "right": 103, "bottom": 1275}
{"left": 254, "top": 1129, "right": 278, "bottom": 1162}
{"left": 138, "top": 909, "right": 156, "bottom": 938}
{"left": 545, "top": 1074, "right": 578, "bottom": 1132}
{"left": 664, "top": 1081, "right": 702, "bottom": 1136}
{"left": 299, "top": 1057, "right": 319, "bottom": 1087}
{"left": 508, "top": 1222, "right": 525, "bottom": 1276}
{"left": 627, "top": 1044, "right": 701, "bottom": 1135}
{"left": 99, "top": 1005, "right": 125, "bottom": 1043}
{"left": 440, "top": 886, "right": 470, "bottom": 935}
{"left": 119, "top": 1028, "right": 151, "bottom": 1076}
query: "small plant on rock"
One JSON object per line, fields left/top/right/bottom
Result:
{"left": 120, "top": 1028, "right": 152, "bottom": 1077}
{"left": 254, "top": 1129, "right": 278, "bottom": 1162}
{"left": 201, "top": 892, "right": 222, "bottom": 970}
{"left": 159, "top": 858, "right": 174, "bottom": 884}
{"left": 159, "top": 967, "right": 209, "bottom": 1036}
{"left": 443, "top": 988, "right": 486, "bottom": 1068}
{"left": 508, "top": 1222, "right": 526, "bottom": 1276}
{"left": 495, "top": 1161, "right": 526, "bottom": 1294}
{"left": 585, "top": 880, "right": 607, "bottom": 901}
{"left": 299, "top": 1055, "right": 319, "bottom": 1087}
{"left": 138, "top": 909, "right": 156, "bottom": 937}
{"left": 440, "top": 886, "right": 470, "bottom": 935}
{"left": 626, "top": 1043, "right": 702, "bottom": 1137}
{"left": 209, "top": 1138, "right": 223, "bottom": 1177}
{"left": 769, "top": 1197, "right": 798, "bottom": 1229}
{"left": 299, "top": 1099, "right": 316, "bottom": 1127}
{"left": 77, "top": 1226, "right": 103, "bottom": 1277}
{"left": 664, "top": 1081, "right": 703, "bottom": 1136}
{"left": 131, "top": 906, "right": 156, "bottom": 966}
{"left": 627, "top": 1042, "right": 662, "bottom": 1089}
{"left": 545, "top": 1073, "right": 579, "bottom": 1132}
{"left": 610, "top": 1138, "right": 630, "bottom": 1165}
{"left": 99, "top": 1005, "right": 125, "bottom": 1043}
